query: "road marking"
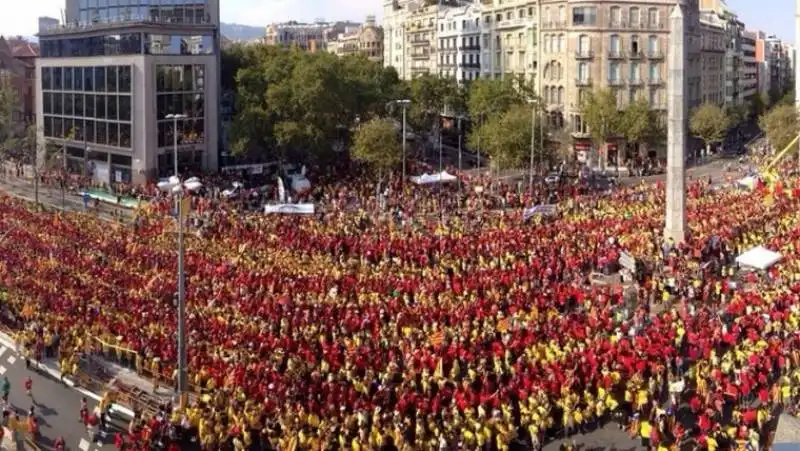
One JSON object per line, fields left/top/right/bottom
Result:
{"left": 0, "top": 366, "right": 6, "bottom": 375}
{"left": 78, "top": 438, "right": 90, "bottom": 451}
{"left": 6, "top": 356, "right": 15, "bottom": 365}
{"left": 0, "top": 346, "right": 7, "bottom": 357}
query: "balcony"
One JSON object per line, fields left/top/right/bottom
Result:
{"left": 410, "top": 38, "right": 430, "bottom": 46}
{"left": 647, "top": 50, "right": 664, "bottom": 59}
{"left": 411, "top": 67, "right": 430, "bottom": 74}
{"left": 575, "top": 49, "right": 594, "bottom": 59}
{"left": 542, "top": 20, "right": 567, "bottom": 29}
{"left": 651, "top": 101, "right": 667, "bottom": 110}
{"left": 628, "top": 78, "right": 643, "bottom": 86}
{"left": 575, "top": 78, "right": 592, "bottom": 87}
{"left": 628, "top": 50, "right": 644, "bottom": 59}
{"left": 607, "top": 50, "right": 625, "bottom": 59}
{"left": 413, "top": 52, "right": 431, "bottom": 60}
{"left": 458, "top": 44, "right": 481, "bottom": 51}
{"left": 648, "top": 77, "right": 664, "bottom": 86}
{"left": 495, "top": 18, "right": 527, "bottom": 29}
{"left": 607, "top": 77, "right": 625, "bottom": 87}
{"left": 439, "top": 62, "right": 456, "bottom": 68}
{"left": 462, "top": 62, "right": 481, "bottom": 68}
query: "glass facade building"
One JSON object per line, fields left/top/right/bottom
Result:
{"left": 41, "top": 65, "right": 133, "bottom": 150}
{"left": 36, "top": 0, "right": 220, "bottom": 184}
{"left": 155, "top": 64, "right": 206, "bottom": 176}
{"left": 77, "top": 0, "right": 211, "bottom": 26}
{"left": 40, "top": 33, "right": 215, "bottom": 58}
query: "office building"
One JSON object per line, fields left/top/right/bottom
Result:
{"left": 35, "top": 0, "right": 221, "bottom": 184}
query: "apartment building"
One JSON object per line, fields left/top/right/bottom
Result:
{"left": 741, "top": 29, "right": 757, "bottom": 102}
{"left": 36, "top": 0, "right": 221, "bottom": 183}
{"left": 438, "top": 4, "right": 482, "bottom": 82}
{"left": 383, "top": 0, "right": 713, "bottom": 160}
{"left": 698, "top": 15, "right": 725, "bottom": 106}
{"left": 0, "top": 36, "right": 38, "bottom": 127}
{"left": 328, "top": 16, "right": 384, "bottom": 63}
{"left": 480, "top": 0, "right": 538, "bottom": 82}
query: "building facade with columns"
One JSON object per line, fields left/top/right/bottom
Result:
{"left": 35, "top": 0, "right": 221, "bottom": 184}
{"left": 328, "top": 16, "right": 384, "bottom": 63}
{"left": 698, "top": 13, "right": 726, "bottom": 106}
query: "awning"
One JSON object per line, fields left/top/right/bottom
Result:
{"left": 264, "top": 204, "right": 315, "bottom": 214}
{"left": 735, "top": 246, "right": 782, "bottom": 270}
{"left": 410, "top": 171, "right": 458, "bottom": 185}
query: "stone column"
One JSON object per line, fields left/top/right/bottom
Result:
{"left": 664, "top": 1, "right": 687, "bottom": 242}
{"left": 796, "top": 0, "right": 800, "bottom": 167}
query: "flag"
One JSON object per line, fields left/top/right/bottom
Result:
{"left": 429, "top": 330, "right": 445, "bottom": 347}
{"left": 763, "top": 194, "right": 774, "bottom": 207}
{"left": 497, "top": 318, "right": 510, "bottom": 333}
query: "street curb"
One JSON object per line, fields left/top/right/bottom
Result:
{"left": 0, "top": 332, "right": 134, "bottom": 419}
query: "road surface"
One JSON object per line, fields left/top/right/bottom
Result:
{"left": 0, "top": 177, "right": 131, "bottom": 223}
{"left": 0, "top": 339, "right": 126, "bottom": 451}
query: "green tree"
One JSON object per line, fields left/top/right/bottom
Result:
{"left": 620, "top": 97, "right": 652, "bottom": 154}
{"left": 580, "top": 88, "right": 622, "bottom": 167}
{"left": 0, "top": 84, "right": 19, "bottom": 156}
{"left": 351, "top": 118, "right": 402, "bottom": 172}
{"left": 724, "top": 104, "right": 747, "bottom": 128}
{"left": 759, "top": 104, "right": 798, "bottom": 155}
{"left": 466, "top": 78, "right": 527, "bottom": 121}
{"left": 467, "top": 104, "right": 547, "bottom": 170}
{"left": 778, "top": 90, "right": 795, "bottom": 107}
{"left": 408, "top": 74, "right": 457, "bottom": 134}
{"left": 749, "top": 94, "right": 768, "bottom": 119}
{"left": 689, "top": 103, "right": 729, "bottom": 155}
{"left": 229, "top": 45, "right": 402, "bottom": 161}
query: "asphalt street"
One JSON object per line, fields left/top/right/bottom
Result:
{"left": 0, "top": 341, "right": 127, "bottom": 451}
{"left": 0, "top": 177, "right": 131, "bottom": 222}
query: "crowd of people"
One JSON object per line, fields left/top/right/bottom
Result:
{"left": 1, "top": 153, "right": 800, "bottom": 450}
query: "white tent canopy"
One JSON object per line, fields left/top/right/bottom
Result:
{"left": 736, "top": 176, "right": 758, "bottom": 190}
{"left": 410, "top": 171, "right": 458, "bottom": 185}
{"left": 736, "top": 245, "right": 782, "bottom": 270}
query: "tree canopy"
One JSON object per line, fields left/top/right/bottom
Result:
{"left": 689, "top": 103, "right": 729, "bottom": 150}
{"left": 467, "top": 104, "right": 547, "bottom": 170}
{"left": 620, "top": 97, "right": 653, "bottom": 148}
{"left": 228, "top": 45, "right": 403, "bottom": 160}
{"left": 759, "top": 104, "right": 797, "bottom": 155}
{"left": 351, "top": 118, "right": 402, "bottom": 171}
{"left": 466, "top": 78, "right": 530, "bottom": 121}
{"left": 580, "top": 88, "right": 622, "bottom": 146}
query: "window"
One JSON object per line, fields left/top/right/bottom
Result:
{"left": 557, "top": 87, "right": 564, "bottom": 105}
{"left": 609, "top": 62, "right": 621, "bottom": 82}
{"left": 558, "top": 6, "right": 566, "bottom": 22}
{"left": 629, "top": 7, "right": 640, "bottom": 26}
{"left": 630, "top": 62, "right": 640, "bottom": 81}
{"left": 610, "top": 6, "right": 621, "bottom": 26}
{"left": 558, "top": 35, "right": 565, "bottom": 52}
{"left": 572, "top": 7, "right": 597, "bottom": 26}
{"left": 578, "top": 62, "right": 589, "bottom": 81}
{"left": 631, "top": 35, "right": 640, "bottom": 54}
{"left": 649, "top": 62, "right": 659, "bottom": 80}
{"left": 610, "top": 35, "right": 620, "bottom": 53}
{"left": 578, "top": 35, "right": 590, "bottom": 54}
{"left": 648, "top": 36, "right": 659, "bottom": 54}
{"left": 648, "top": 8, "right": 658, "bottom": 27}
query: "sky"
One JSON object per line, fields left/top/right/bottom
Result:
{"left": 0, "top": 0, "right": 791, "bottom": 42}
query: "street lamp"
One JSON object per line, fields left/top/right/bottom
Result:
{"left": 156, "top": 175, "right": 191, "bottom": 402}
{"left": 165, "top": 114, "right": 188, "bottom": 177}
{"left": 527, "top": 99, "right": 538, "bottom": 193}
{"left": 389, "top": 99, "right": 411, "bottom": 181}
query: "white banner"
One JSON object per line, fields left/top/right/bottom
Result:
{"left": 264, "top": 204, "right": 315, "bottom": 215}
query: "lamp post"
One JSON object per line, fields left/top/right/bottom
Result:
{"left": 389, "top": 100, "right": 411, "bottom": 181}
{"left": 457, "top": 116, "right": 465, "bottom": 190}
{"left": 527, "top": 99, "right": 538, "bottom": 193}
{"left": 165, "top": 114, "right": 188, "bottom": 177}
{"left": 159, "top": 114, "right": 188, "bottom": 402}
{"left": 156, "top": 176, "right": 189, "bottom": 402}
